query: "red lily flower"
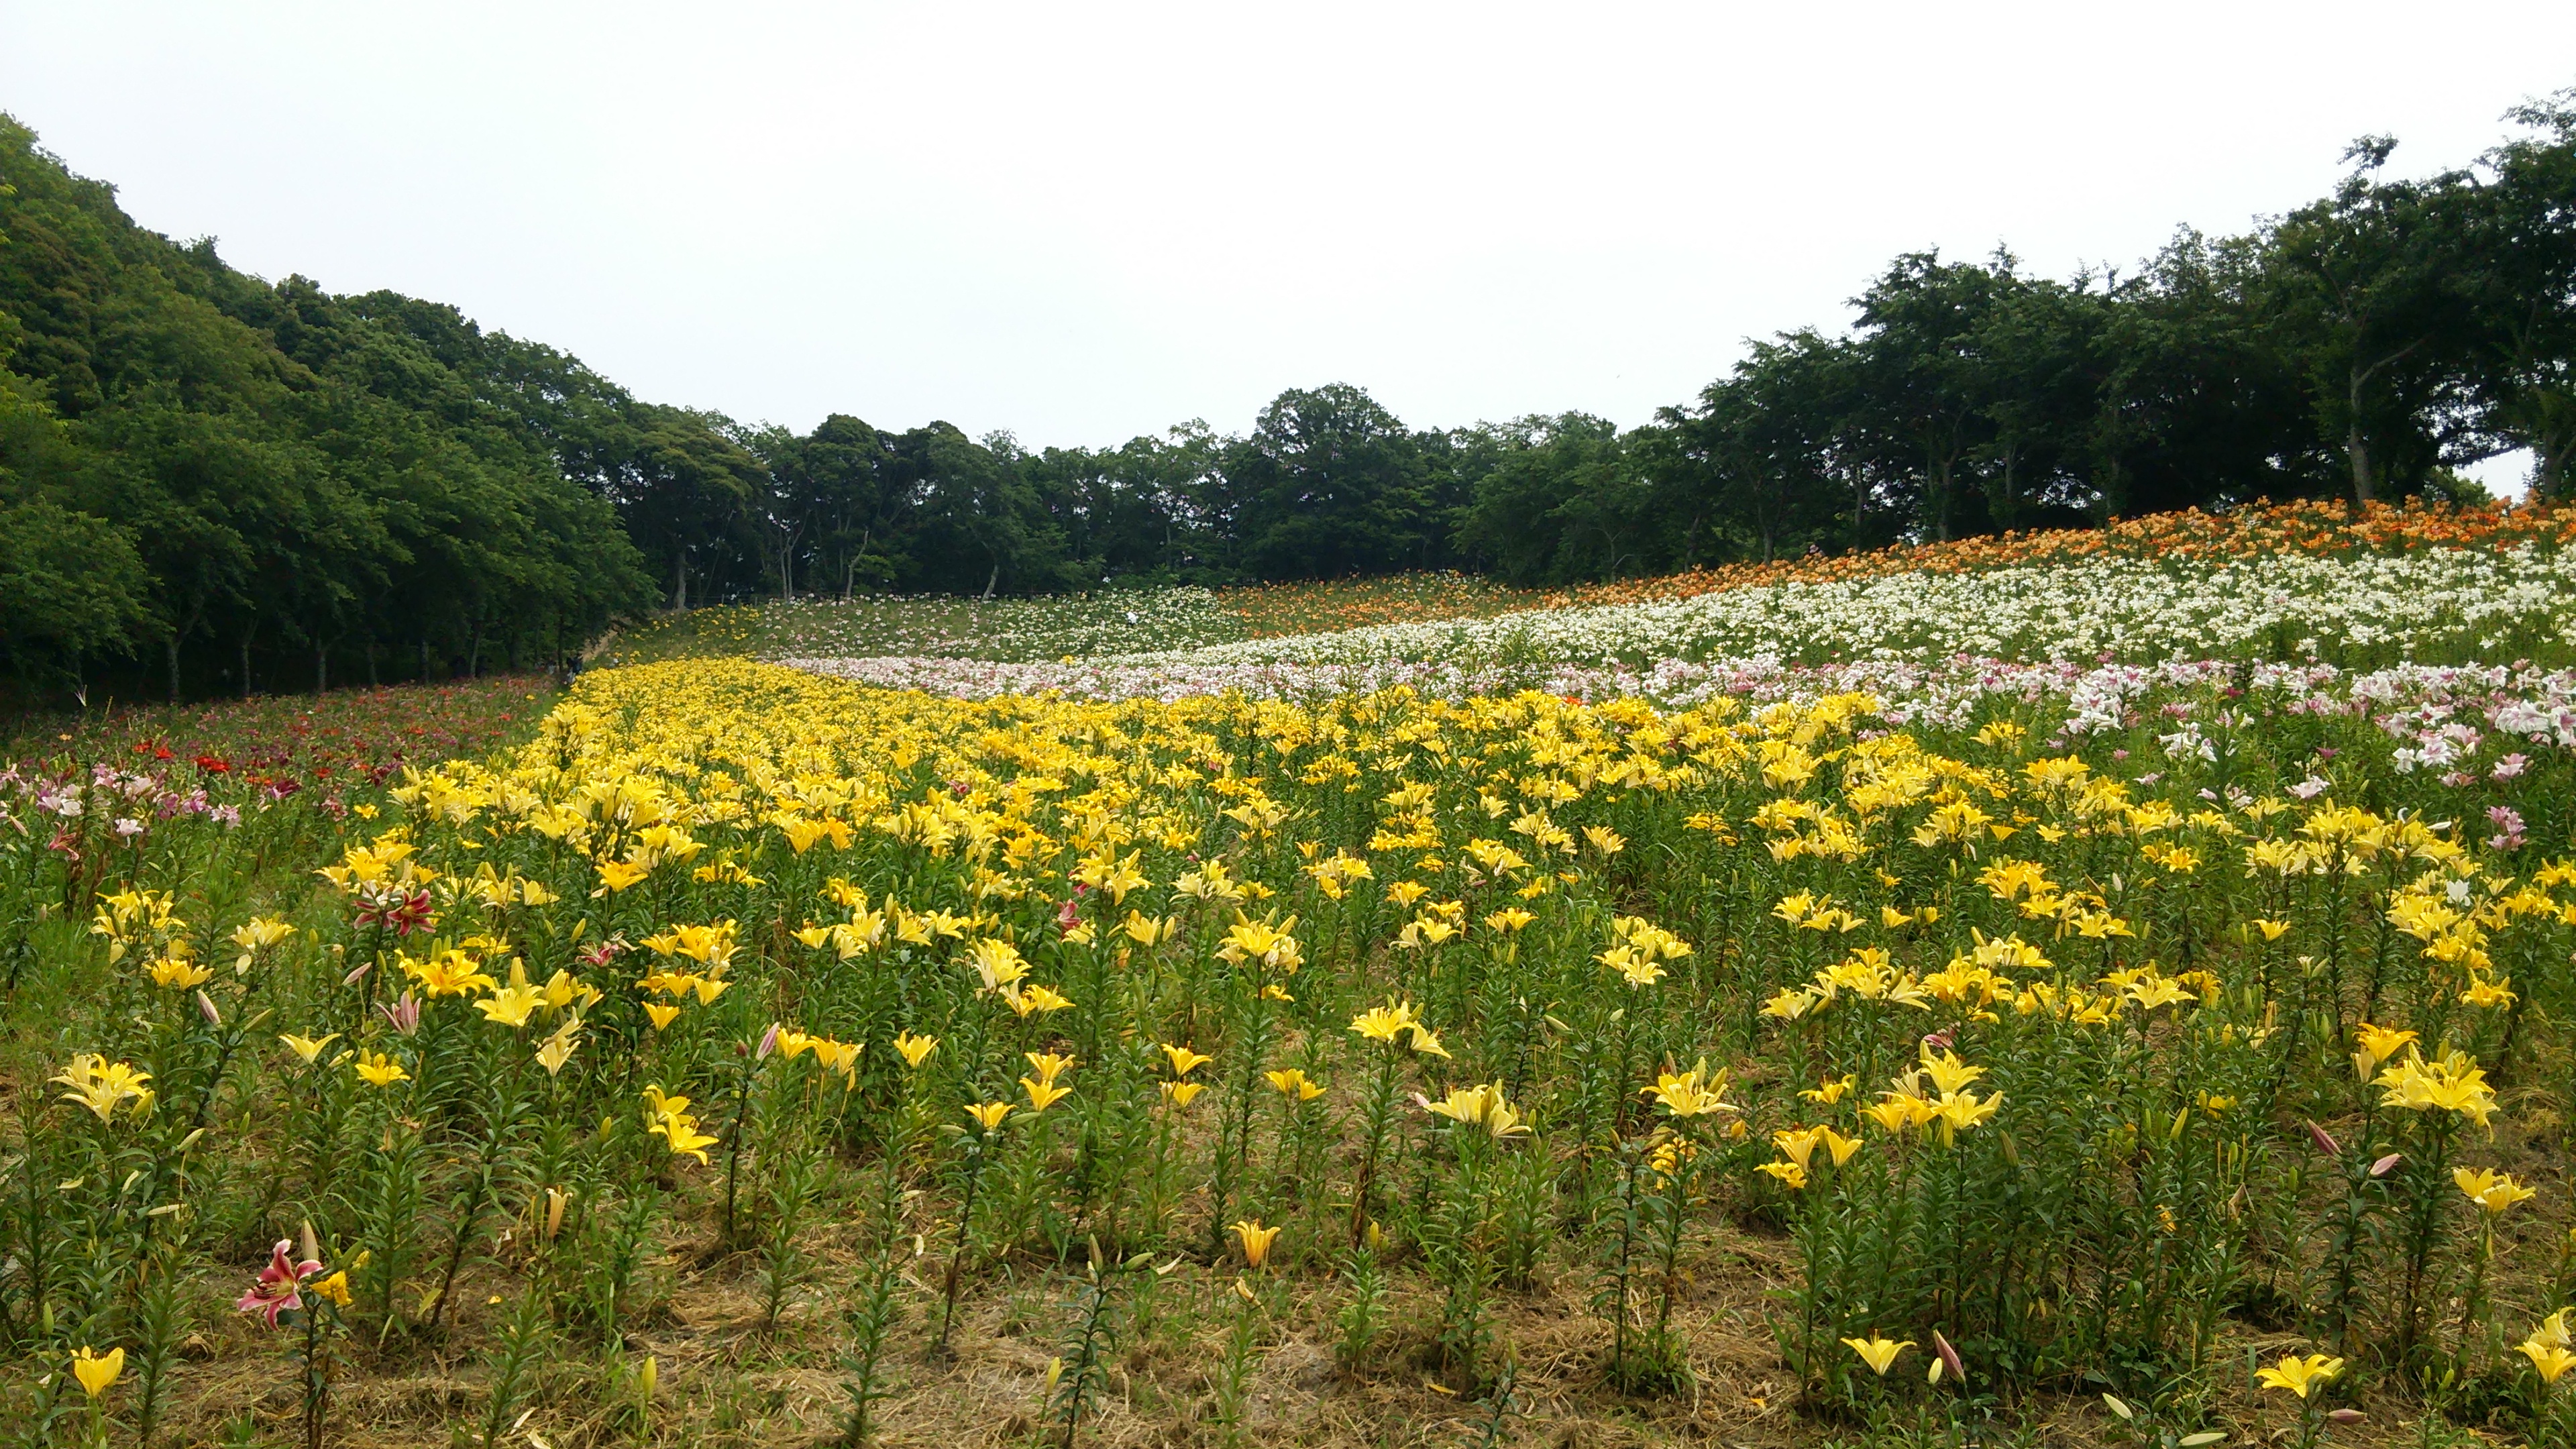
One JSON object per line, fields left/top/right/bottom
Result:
{"left": 356, "top": 887, "right": 436, "bottom": 936}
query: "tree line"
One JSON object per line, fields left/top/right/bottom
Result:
{"left": 499, "top": 86, "right": 2576, "bottom": 600}
{"left": 3, "top": 89, "right": 2572, "bottom": 702}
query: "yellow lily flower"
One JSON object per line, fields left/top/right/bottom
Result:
{"left": 1843, "top": 1335, "right": 1913, "bottom": 1376}
{"left": 1757, "top": 1159, "right": 1809, "bottom": 1190}
{"left": 2455, "top": 1166, "right": 2536, "bottom": 1215}
{"left": 279, "top": 1032, "right": 341, "bottom": 1066}
{"left": 1231, "top": 1219, "right": 1281, "bottom": 1269}
{"left": 1349, "top": 1001, "right": 1419, "bottom": 1044}
{"left": 652, "top": 1110, "right": 718, "bottom": 1165}
{"left": 2255, "top": 1352, "right": 2343, "bottom": 1399}
{"left": 1265, "top": 1068, "right": 1326, "bottom": 1101}
{"left": 352, "top": 1052, "right": 410, "bottom": 1088}
{"left": 70, "top": 1345, "right": 123, "bottom": 1398}
{"left": 477, "top": 962, "right": 545, "bottom": 1028}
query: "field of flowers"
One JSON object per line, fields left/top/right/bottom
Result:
{"left": 0, "top": 678, "right": 555, "bottom": 917}
{"left": 10, "top": 629, "right": 2576, "bottom": 1447}
{"left": 3, "top": 678, "right": 555, "bottom": 802}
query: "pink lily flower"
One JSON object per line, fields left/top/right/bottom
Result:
{"left": 235, "top": 1239, "right": 323, "bottom": 1327}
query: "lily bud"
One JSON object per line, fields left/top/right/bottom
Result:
{"left": 2370, "top": 1152, "right": 2404, "bottom": 1178}
{"left": 387, "top": 991, "right": 423, "bottom": 1035}
{"left": 2306, "top": 1122, "right": 2341, "bottom": 1157}
{"left": 2328, "top": 1409, "right": 2367, "bottom": 1425}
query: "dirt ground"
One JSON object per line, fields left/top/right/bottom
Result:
{"left": 121, "top": 1214, "right": 2471, "bottom": 1449}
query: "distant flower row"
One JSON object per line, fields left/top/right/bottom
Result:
{"left": 1215, "top": 572, "right": 1546, "bottom": 639}
{"left": 784, "top": 652, "right": 2575, "bottom": 785}
{"left": 1087, "top": 547, "right": 2576, "bottom": 672}
{"left": 599, "top": 586, "right": 1241, "bottom": 666}
{"left": 601, "top": 502, "right": 2576, "bottom": 670}
{"left": 1546, "top": 498, "right": 2576, "bottom": 609}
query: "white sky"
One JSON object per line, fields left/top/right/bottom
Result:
{"left": 3, "top": 1, "right": 2571, "bottom": 492}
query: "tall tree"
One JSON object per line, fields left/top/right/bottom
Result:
{"left": 1845, "top": 253, "right": 2019, "bottom": 540}
{"left": 2262, "top": 138, "right": 2479, "bottom": 504}
{"left": 1220, "top": 384, "right": 1438, "bottom": 578}
{"left": 2459, "top": 90, "right": 2576, "bottom": 497}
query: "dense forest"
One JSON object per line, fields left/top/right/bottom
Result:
{"left": 2, "top": 89, "right": 2572, "bottom": 702}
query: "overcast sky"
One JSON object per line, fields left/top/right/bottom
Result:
{"left": 5, "top": 2, "right": 2572, "bottom": 490}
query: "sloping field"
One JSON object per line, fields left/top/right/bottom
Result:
{"left": 8, "top": 506, "right": 2576, "bottom": 1448}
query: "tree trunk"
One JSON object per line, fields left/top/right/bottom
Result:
{"left": 2348, "top": 366, "right": 2380, "bottom": 506}
{"left": 166, "top": 635, "right": 182, "bottom": 704}
{"left": 315, "top": 640, "right": 327, "bottom": 695}
{"left": 981, "top": 565, "right": 999, "bottom": 601}
{"left": 1994, "top": 442, "right": 2021, "bottom": 533}
{"left": 845, "top": 529, "right": 871, "bottom": 600}
{"left": 420, "top": 638, "right": 433, "bottom": 682}
{"left": 239, "top": 635, "right": 254, "bottom": 700}
{"left": 673, "top": 551, "right": 689, "bottom": 612}
{"left": 2091, "top": 453, "right": 2124, "bottom": 526}
{"left": 2538, "top": 422, "right": 2573, "bottom": 502}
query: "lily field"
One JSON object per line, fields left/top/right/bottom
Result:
{"left": 17, "top": 502, "right": 2576, "bottom": 1449}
